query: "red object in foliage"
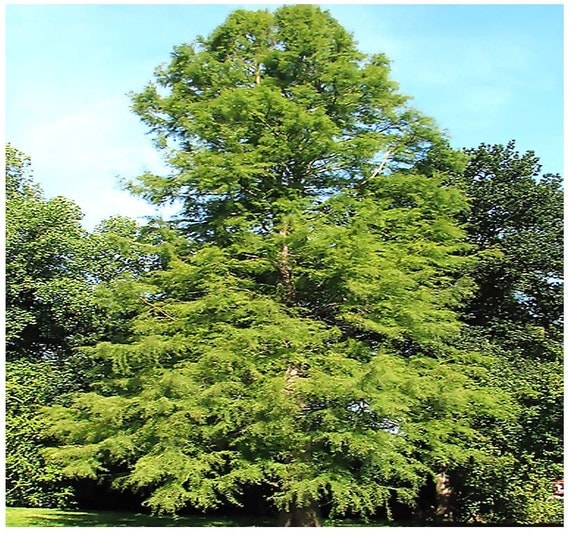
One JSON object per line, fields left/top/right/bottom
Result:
{"left": 553, "top": 479, "right": 564, "bottom": 499}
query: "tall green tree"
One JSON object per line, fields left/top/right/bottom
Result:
{"left": 42, "top": 6, "right": 508, "bottom": 525}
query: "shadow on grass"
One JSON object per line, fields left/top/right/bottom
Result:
{"left": 7, "top": 507, "right": 399, "bottom": 528}
{"left": 6, "top": 507, "right": 276, "bottom": 527}
{"left": 13, "top": 507, "right": 558, "bottom": 528}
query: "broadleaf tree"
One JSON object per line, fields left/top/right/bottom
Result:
{"left": 6, "top": 144, "right": 95, "bottom": 360}
{"left": 42, "top": 6, "right": 511, "bottom": 525}
{"left": 5, "top": 143, "right": 100, "bottom": 506}
{"left": 5, "top": 144, "right": 169, "bottom": 507}
{"left": 446, "top": 142, "right": 564, "bottom": 524}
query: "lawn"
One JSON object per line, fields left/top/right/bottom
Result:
{"left": 5, "top": 507, "right": 275, "bottom": 527}
{"left": 5, "top": 507, "right": 391, "bottom": 527}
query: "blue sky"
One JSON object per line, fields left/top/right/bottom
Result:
{"left": 5, "top": 2, "right": 564, "bottom": 229}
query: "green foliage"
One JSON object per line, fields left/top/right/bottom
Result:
{"left": 43, "top": 240, "right": 506, "bottom": 517}
{"left": 5, "top": 170, "right": 92, "bottom": 357}
{"left": 450, "top": 331, "right": 563, "bottom": 525}
{"left": 441, "top": 141, "right": 564, "bottom": 524}
{"left": 5, "top": 144, "right": 93, "bottom": 505}
{"left": 458, "top": 141, "right": 563, "bottom": 335}
{"left": 42, "top": 179, "right": 506, "bottom": 519}
{"left": 453, "top": 451, "right": 563, "bottom": 525}
{"left": 5, "top": 159, "right": 169, "bottom": 359}
{"left": 5, "top": 143, "right": 169, "bottom": 361}
{"left": 6, "top": 143, "right": 37, "bottom": 197}
{"left": 5, "top": 359, "right": 78, "bottom": 507}
{"left": 37, "top": 7, "right": 532, "bottom": 526}
{"left": 128, "top": 5, "right": 442, "bottom": 242}
{"left": 4, "top": 144, "right": 171, "bottom": 508}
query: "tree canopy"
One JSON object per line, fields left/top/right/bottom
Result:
{"left": 460, "top": 141, "right": 563, "bottom": 336}
{"left": 128, "top": 5, "right": 441, "bottom": 241}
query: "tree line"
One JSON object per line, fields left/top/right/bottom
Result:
{"left": 5, "top": 5, "right": 563, "bottom": 526}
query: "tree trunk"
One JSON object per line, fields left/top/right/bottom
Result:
{"left": 277, "top": 219, "right": 320, "bottom": 527}
{"left": 279, "top": 501, "right": 322, "bottom": 527}
{"left": 435, "top": 471, "right": 454, "bottom": 522}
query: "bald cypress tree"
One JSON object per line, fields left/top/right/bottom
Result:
{"left": 43, "top": 6, "right": 508, "bottom": 525}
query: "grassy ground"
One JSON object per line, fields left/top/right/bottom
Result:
{"left": 5, "top": 507, "right": 275, "bottom": 527}
{"left": 5, "top": 507, "right": 391, "bottom": 527}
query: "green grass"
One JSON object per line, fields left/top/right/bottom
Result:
{"left": 5, "top": 507, "right": 276, "bottom": 528}
{"left": 5, "top": 507, "right": 392, "bottom": 527}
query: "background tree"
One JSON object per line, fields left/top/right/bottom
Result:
{"left": 418, "top": 141, "right": 564, "bottom": 525}
{"left": 5, "top": 143, "right": 94, "bottom": 506}
{"left": 460, "top": 141, "right": 562, "bottom": 335}
{"left": 6, "top": 143, "right": 170, "bottom": 361}
{"left": 6, "top": 358, "right": 78, "bottom": 508}
{"left": 5, "top": 144, "right": 166, "bottom": 507}
{"left": 42, "top": 6, "right": 509, "bottom": 526}
{"left": 6, "top": 144, "right": 94, "bottom": 359}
